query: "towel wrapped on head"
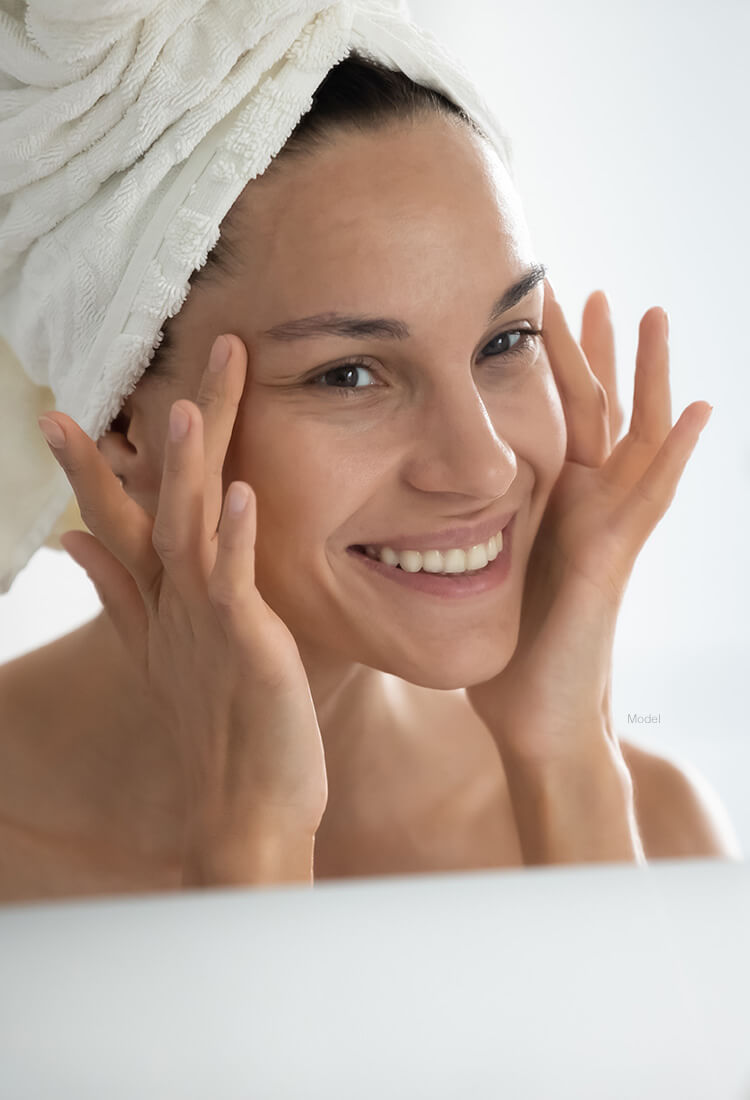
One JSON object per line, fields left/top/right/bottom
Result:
{"left": 0, "top": 0, "right": 513, "bottom": 593}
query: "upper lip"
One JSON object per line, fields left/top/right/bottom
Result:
{"left": 352, "top": 511, "right": 516, "bottom": 553}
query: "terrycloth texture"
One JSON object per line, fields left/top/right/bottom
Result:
{"left": 0, "top": 0, "right": 514, "bottom": 594}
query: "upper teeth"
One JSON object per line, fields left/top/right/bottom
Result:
{"left": 364, "top": 528, "right": 504, "bottom": 574}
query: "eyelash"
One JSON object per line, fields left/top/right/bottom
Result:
{"left": 306, "top": 328, "right": 543, "bottom": 399}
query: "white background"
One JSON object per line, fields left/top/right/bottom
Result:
{"left": 1, "top": 0, "right": 748, "bottom": 849}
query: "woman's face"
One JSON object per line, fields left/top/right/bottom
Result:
{"left": 124, "top": 115, "right": 566, "bottom": 690}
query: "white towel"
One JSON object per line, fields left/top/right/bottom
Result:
{"left": 0, "top": 0, "right": 513, "bottom": 594}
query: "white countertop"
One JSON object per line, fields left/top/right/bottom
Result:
{"left": 1, "top": 858, "right": 748, "bottom": 1099}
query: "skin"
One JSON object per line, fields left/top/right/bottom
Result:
{"left": 83, "top": 113, "right": 567, "bottom": 816}
{"left": 26, "top": 111, "right": 726, "bottom": 877}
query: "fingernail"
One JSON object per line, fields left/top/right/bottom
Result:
{"left": 600, "top": 290, "right": 612, "bottom": 317}
{"left": 38, "top": 415, "right": 66, "bottom": 449}
{"left": 662, "top": 309, "right": 670, "bottom": 339}
{"left": 227, "top": 483, "right": 249, "bottom": 515}
{"left": 700, "top": 404, "right": 713, "bottom": 431}
{"left": 209, "top": 335, "right": 231, "bottom": 372}
{"left": 169, "top": 404, "right": 190, "bottom": 441}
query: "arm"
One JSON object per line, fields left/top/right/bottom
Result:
{"left": 501, "top": 734, "right": 745, "bottom": 868}
{"left": 502, "top": 735, "right": 646, "bottom": 866}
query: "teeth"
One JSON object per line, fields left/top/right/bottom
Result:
{"left": 364, "top": 528, "right": 504, "bottom": 575}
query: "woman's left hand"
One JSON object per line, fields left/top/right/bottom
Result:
{"left": 466, "top": 280, "right": 712, "bottom": 776}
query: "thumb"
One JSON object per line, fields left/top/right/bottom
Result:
{"left": 59, "top": 529, "right": 148, "bottom": 671}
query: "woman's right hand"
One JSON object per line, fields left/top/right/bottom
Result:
{"left": 38, "top": 334, "right": 328, "bottom": 861}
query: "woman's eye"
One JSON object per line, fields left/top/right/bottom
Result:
{"left": 307, "top": 328, "right": 542, "bottom": 399}
{"left": 309, "top": 361, "right": 376, "bottom": 397}
{"left": 483, "top": 328, "right": 542, "bottom": 359}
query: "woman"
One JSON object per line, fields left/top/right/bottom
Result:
{"left": 0, "top": 36, "right": 741, "bottom": 902}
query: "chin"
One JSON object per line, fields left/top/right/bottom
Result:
{"left": 374, "top": 640, "right": 517, "bottom": 693}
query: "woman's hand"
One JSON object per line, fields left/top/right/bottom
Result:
{"left": 38, "top": 335, "right": 328, "bottom": 871}
{"left": 573, "top": 288, "right": 626, "bottom": 740}
{"left": 465, "top": 281, "right": 712, "bottom": 860}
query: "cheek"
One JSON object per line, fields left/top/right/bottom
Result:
{"left": 231, "top": 413, "right": 366, "bottom": 570}
{"left": 493, "top": 365, "right": 567, "bottom": 483}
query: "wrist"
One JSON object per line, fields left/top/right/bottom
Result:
{"left": 500, "top": 727, "right": 633, "bottom": 782}
{"left": 182, "top": 815, "right": 316, "bottom": 888}
{"left": 500, "top": 737, "right": 644, "bottom": 866}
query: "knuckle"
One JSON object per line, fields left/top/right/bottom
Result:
{"left": 633, "top": 479, "right": 655, "bottom": 505}
{"left": 59, "top": 450, "right": 86, "bottom": 480}
{"left": 76, "top": 497, "right": 102, "bottom": 529}
{"left": 58, "top": 449, "right": 77, "bottom": 472}
{"left": 633, "top": 478, "right": 668, "bottom": 512}
{"left": 162, "top": 449, "right": 185, "bottom": 475}
{"left": 207, "top": 575, "right": 255, "bottom": 622}
{"left": 206, "top": 457, "right": 224, "bottom": 484}
{"left": 151, "top": 523, "right": 183, "bottom": 559}
{"left": 195, "top": 385, "right": 221, "bottom": 416}
{"left": 206, "top": 574, "right": 238, "bottom": 611}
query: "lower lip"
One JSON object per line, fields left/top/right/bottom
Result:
{"left": 347, "top": 514, "right": 515, "bottom": 600}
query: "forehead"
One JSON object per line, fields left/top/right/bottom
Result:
{"left": 233, "top": 116, "right": 533, "bottom": 297}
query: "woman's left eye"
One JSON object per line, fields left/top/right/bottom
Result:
{"left": 308, "top": 328, "right": 542, "bottom": 398}
{"left": 483, "top": 328, "right": 542, "bottom": 360}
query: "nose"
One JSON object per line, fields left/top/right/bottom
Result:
{"left": 403, "top": 382, "right": 517, "bottom": 499}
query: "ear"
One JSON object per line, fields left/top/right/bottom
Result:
{"left": 96, "top": 396, "right": 134, "bottom": 470}
{"left": 96, "top": 393, "right": 161, "bottom": 508}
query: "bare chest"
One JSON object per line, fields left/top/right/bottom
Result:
{"left": 314, "top": 757, "right": 522, "bottom": 881}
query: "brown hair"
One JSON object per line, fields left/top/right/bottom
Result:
{"left": 145, "top": 50, "right": 489, "bottom": 382}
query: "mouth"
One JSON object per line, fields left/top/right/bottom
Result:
{"left": 347, "top": 512, "right": 514, "bottom": 573}
{"left": 349, "top": 546, "right": 489, "bottom": 576}
{"left": 346, "top": 514, "right": 515, "bottom": 599}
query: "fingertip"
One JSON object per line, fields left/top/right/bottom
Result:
{"left": 227, "top": 332, "right": 249, "bottom": 375}
{"left": 168, "top": 401, "right": 192, "bottom": 442}
{"left": 38, "top": 415, "right": 67, "bottom": 451}
{"left": 58, "top": 531, "right": 77, "bottom": 558}
{"left": 642, "top": 306, "right": 666, "bottom": 332}
{"left": 698, "top": 403, "right": 713, "bottom": 431}
{"left": 208, "top": 334, "right": 232, "bottom": 373}
{"left": 594, "top": 289, "right": 612, "bottom": 317}
{"left": 226, "top": 482, "right": 250, "bottom": 516}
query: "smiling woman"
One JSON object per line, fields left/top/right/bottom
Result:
{"left": 0, "top": 2, "right": 740, "bottom": 904}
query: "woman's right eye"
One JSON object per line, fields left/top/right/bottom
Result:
{"left": 308, "top": 360, "right": 378, "bottom": 398}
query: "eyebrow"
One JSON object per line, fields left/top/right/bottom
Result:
{"left": 260, "top": 262, "right": 548, "bottom": 343}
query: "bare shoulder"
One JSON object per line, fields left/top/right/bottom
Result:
{"left": 0, "top": 642, "right": 44, "bottom": 733}
{"left": 0, "top": 628, "right": 80, "bottom": 739}
{"left": 618, "top": 737, "right": 744, "bottom": 862}
{"left": 0, "top": 622, "right": 105, "bottom": 821}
